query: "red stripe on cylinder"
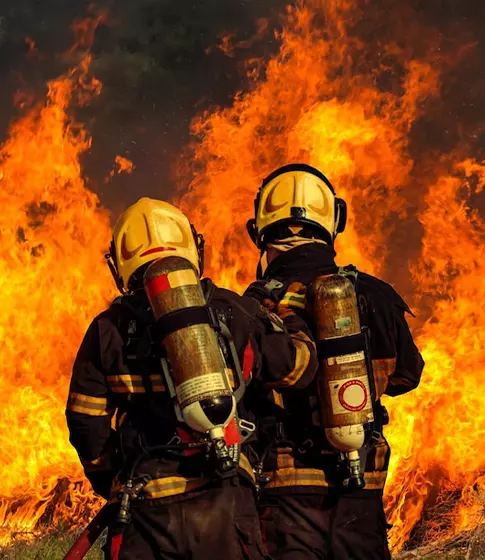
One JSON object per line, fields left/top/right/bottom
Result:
{"left": 145, "top": 273, "right": 170, "bottom": 300}
{"left": 224, "top": 417, "right": 241, "bottom": 445}
{"left": 242, "top": 341, "right": 254, "bottom": 383}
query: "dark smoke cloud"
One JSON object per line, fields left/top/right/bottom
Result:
{"left": 1, "top": 0, "right": 484, "bottom": 224}
{"left": 0, "top": 0, "right": 286, "bottom": 218}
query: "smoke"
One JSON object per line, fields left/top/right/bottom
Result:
{"left": 1, "top": 0, "right": 484, "bottom": 221}
{"left": 0, "top": 0, "right": 287, "bottom": 217}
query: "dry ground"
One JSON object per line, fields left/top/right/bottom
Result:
{"left": 0, "top": 531, "right": 104, "bottom": 560}
{"left": 1, "top": 531, "right": 484, "bottom": 559}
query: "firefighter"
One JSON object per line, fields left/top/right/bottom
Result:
{"left": 244, "top": 163, "right": 425, "bottom": 560}
{"left": 66, "top": 197, "right": 318, "bottom": 560}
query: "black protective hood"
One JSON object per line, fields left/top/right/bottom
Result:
{"left": 260, "top": 243, "right": 338, "bottom": 282}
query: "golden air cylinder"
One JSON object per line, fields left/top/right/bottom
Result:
{"left": 143, "top": 256, "right": 236, "bottom": 473}
{"left": 312, "top": 273, "right": 374, "bottom": 490}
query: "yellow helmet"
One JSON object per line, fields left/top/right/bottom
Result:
{"left": 246, "top": 163, "right": 347, "bottom": 248}
{"left": 106, "top": 197, "right": 204, "bottom": 293}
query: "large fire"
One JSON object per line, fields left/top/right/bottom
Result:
{"left": 179, "top": 1, "right": 485, "bottom": 552}
{"left": 1, "top": 0, "right": 484, "bottom": 554}
{"left": 0, "top": 53, "right": 114, "bottom": 542}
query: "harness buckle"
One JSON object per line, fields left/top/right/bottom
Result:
{"left": 238, "top": 419, "right": 256, "bottom": 443}
{"left": 264, "top": 279, "right": 284, "bottom": 295}
{"left": 254, "top": 462, "right": 272, "bottom": 498}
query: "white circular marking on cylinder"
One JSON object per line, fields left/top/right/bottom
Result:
{"left": 338, "top": 379, "right": 367, "bottom": 412}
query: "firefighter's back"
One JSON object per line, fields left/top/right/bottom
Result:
{"left": 67, "top": 197, "right": 319, "bottom": 560}
{"left": 243, "top": 163, "right": 424, "bottom": 560}
{"left": 66, "top": 199, "right": 265, "bottom": 560}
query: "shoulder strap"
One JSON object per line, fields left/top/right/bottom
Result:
{"left": 244, "top": 278, "right": 287, "bottom": 304}
{"left": 111, "top": 294, "right": 154, "bottom": 326}
{"left": 263, "top": 278, "right": 285, "bottom": 294}
{"left": 201, "top": 277, "right": 216, "bottom": 304}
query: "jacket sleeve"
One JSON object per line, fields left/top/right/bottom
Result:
{"left": 245, "top": 282, "right": 318, "bottom": 390}
{"left": 366, "top": 279, "right": 425, "bottom": 398}
{"left": 65, "top": 317, "right": 118, "bottom": 499}
{"left": 384, "top": 306, "right": 424, "bottom": 397}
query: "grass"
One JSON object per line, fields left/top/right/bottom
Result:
{"left": 0, "top": 540, "right": 470, "bottom": 560}
{"left": 0, "top": 533, "right": 479, "bottom": 560}
{"left": 0, "top": 532, "right": 104, "bottom": 560}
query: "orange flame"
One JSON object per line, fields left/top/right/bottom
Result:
{"left": 179, "top": 2, "right": 484, "bottom": 551}
{"left": 65, "top": 12, "right": 109, "bottom": 56}
{"left": 179, "top": 4, "right": 439, "bottom": 288}
{"left": 385, "top": 158, "right": 485, "bottom": 548}
{"left": 109, "top": 155, "right": 135, "bottom": 178}
{"left": 0, "top": 55, "right": 114, "bottom": 542}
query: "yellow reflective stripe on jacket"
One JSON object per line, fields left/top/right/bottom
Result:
{"left": 144, "top": 458, "right": 255, "bottom": 499}
{"left": 107, "top": 374, "right": 166, "bottom": 393}
{"left": 280, "top": 292, "right": 306, "bottom": 310}
{"left": 263, "top": 468, "right": 388, "bottom": 490}
{"left": 364, "top": 470, "right": 388, "bottom": 490}
{"left": 374, "top": 440, "right": 389, "bottom": 471}
{"left": 150, "top": 374, "right": 165, "bottom": 392}
{"left": 372, "top": 358, "right": 397, "bottom": 398}
{"left": 144, "top": 477, "right": 208, "bottom": 499}
{"left": 276, "top": 448, "right": 295, "bottom": 470}
{"left": 264, "top": 467, "right": 330, "bottom": 489}
{"left": 81, "top": 450, "right": 114, "bottom": 473}
{"left": 110, "top": 452, "right": 255, "bottom": 501}
{"left": 263, "top": 331, "right": 312, "bottom": 389}
{"left": 67, "top": 392, "right": 110, "bottom": 416}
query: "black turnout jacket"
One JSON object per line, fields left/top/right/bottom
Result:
{"left": 244, "top": 244, "right": 425, "bottom": 495}
{"left": 66, "top": 279, "right": 318, "bottom": 501}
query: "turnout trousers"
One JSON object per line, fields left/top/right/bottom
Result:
{"left": 259, "top": 491, "right": 391, "bottom": 560}
{"left": 106, "top": 479, "right": 265, "bottom": 560}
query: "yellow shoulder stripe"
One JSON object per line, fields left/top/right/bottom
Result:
{"left": 280, "top": 291, "right": 306, "bottom": 310}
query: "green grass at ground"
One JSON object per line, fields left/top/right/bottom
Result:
{"left": 0, "top": 535, "right": 474, "bottom": 560}
{"left": 0, "top": 532, "right": 104, "bottom": 560}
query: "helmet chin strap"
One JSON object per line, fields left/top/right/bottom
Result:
{"left": 105, "top": 251, "right": 126, "bottom": 294}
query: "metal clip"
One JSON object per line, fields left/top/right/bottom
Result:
{"left": 254, "top": 462, "right": 272, "bottom": 499}
{"left": 264, "top": 279, "right": 284, "bottom": 294}
{"left": 238, "top": 419, "right": 256, "bottom": 442}
{"left": 116, "top": 474, "right": 151, "bottom": 526}
{"left": 166, "top": 434, "right": 182, "bottom": 446}
{"left": 371, "top": 430, "right": 382, "bottom": 446}
{"left": 297, "top": 438, "right": 314, "bottom": 454}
